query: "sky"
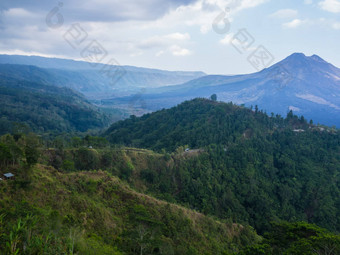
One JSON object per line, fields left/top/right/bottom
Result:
{"left": 0, "top": 0, "right": 339, "bottom": 74}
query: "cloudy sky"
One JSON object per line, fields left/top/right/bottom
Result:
{"left": 0, "top": 0, "right": 339, "bottom": 74}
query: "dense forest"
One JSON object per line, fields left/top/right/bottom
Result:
{"left": 0, "top": 133, "right": 260, "bottom": 254}
{"left": 0, "top": 131, "right": 339, "bottom": 254}
{"left": 105, "top": 98, "right": 318, "bottom": 151}
{"left": 1, "top": 98, "right": 340, "bottom": 254}
{"left": 0, "top": 74, "right": 111, "bottom": 135}
{"left": 105, "top": 99, "right": 340, "bottom": 234}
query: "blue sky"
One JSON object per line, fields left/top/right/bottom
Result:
{"left": 0, "top": 0, "right": 339, "bottom": 74}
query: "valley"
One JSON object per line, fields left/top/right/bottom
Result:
{"left": 0, "top": 54, "right": 339, "bottom": 255}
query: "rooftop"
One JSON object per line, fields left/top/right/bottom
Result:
{"left": 4, "top": 173, "right": 14, "bottom": 178}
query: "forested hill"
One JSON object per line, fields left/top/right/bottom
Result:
{"left": 105, "top": 98, "right": 317, "bottom": 151}
{"left": 0, "top": 74, "right": 110, "bottom": 135}
{"left": 105, "top": 98, "right": 340, "bottom": 233}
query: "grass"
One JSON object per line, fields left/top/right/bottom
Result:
{"left": 0, "top": 163, "right": 260, "bottom": 254}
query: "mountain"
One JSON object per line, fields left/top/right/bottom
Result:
{"left": 1, "top": 133, "right": 339, "bottom": 255}
{"left": 0, "top": 55, "right": 205, "bottom": 99}
{"left": 0, "top": 70, "right": 111, "bottom": 134}
{"left": 105, "top": 99, "right": 340, "bottom": 233}
{"left": 0, "top": 133, "right": 259, "bottom": 254}
{"left": 2, "top": 53, "right": 339, "bottom": 127}
{"left": 111, "top": 53, "right": 340, "bottom": 127}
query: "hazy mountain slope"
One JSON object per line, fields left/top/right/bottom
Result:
{"left": 0, "top": 74, "right": 110, "bottom": 134}
{"left": 111, "top": 53, "right": 340, "bottom": 127}
{"left": 0, "top": 55, "right": 206, "bottom": 99}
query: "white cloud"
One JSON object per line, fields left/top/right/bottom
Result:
{"left": 234, "top": 0, "right": 270, "bottom": 11}
{"left": 134, "top": 32, "right": 192, "bottom": 57}
{"left": 304, "top": 0, "right": 313, "bottom": 4}
{"left": 169, "top": 45, "right": 192, "bottom": 56}
{"left": 269, "top": 9, "right": 298, "bottom": 19}
{"left": 143, "top": 0, "right": 269, "bottom": 34}
{"left": 319, "top": 0, "right": 340, "bottom": 13}
{"left": 0, "top": 0, "right": 271, "bottom": 71}
{"left": 155, "top": 50, "right": 164, "bottom": 57}
{"left": 219, "top": 33, "right": 234, "bottom": 45}
{"left": 332, "top": 22, "right": 340, "bottom": 29}
{"left": 4, "top": 8, "right": 37, "bottom": 19}
{"left": 0, "top": 0, "right": 199, "bottom": 22}
{"left": 164, "top": 32, "right": 191, "bottom": 40}
{"left": 200, "top": 24, "right": 210, "bottom": 34}
{"left": 137, "top": 32, "right": 191, "bottom": 50}
{"left": 282, "top": 19, "right": 308, "bottom": 28}
{"left": 219, "top": 32, "right": 256, "bottom": 51}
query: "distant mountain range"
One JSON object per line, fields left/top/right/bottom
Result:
{"left": 0, "top": 53, "right": 339, "bottom": 127}
{"left": 0, "top": 55, "right": 205, "bottom": 99}
{"left": 111, "top": 53, "right": 340, "bottom": 127}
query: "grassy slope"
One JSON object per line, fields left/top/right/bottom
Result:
{"left": 0, "top": 163, "right": 259, "bottom": 255}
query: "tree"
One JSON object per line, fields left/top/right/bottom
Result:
{"left": 74, "top": 148, "right": 99, "bottom": 170}
{"left": 0, "top": 143, "right": 11, "bottom": 167}
{"left": 210, "top": 94, "right": 217, "bottom": 101}
{"left": 24, "top": 134, "right": 41, "bottom": 167}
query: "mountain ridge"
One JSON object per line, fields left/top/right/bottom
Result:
{"left": 110, "top": 53, "right": 340, "bottom": 127}
{"left": 0, "top": 54, "right": 206, "bottom": 99}
{"left": 104, "top": 98, "right": 340, "bottom": 234}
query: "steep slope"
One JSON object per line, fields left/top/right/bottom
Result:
{"left": 0, "top": 55, "right": 205, "bottom": 99}
{"left": 0, "top": 74, "right": 110, "bottom": 134}
{"left": 0, "top": 163, "right": 258, "bottom": 255}
{"left": 1, "top": 132, "right": 339, "bottom": 254}
{"left": 105, "top": 99, "right": 340, "bottom": 233}
{"left": 112, "top": 53, "right": 340, "bottom": 127}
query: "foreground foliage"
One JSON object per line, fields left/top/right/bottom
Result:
{"left": 0, "top": 162, "right": 258, "bottom": 254}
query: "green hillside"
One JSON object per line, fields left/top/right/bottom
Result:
{"left": 0, "top": 75, "right": 111, "bottom": 135}
{"left": 105, "top": 99, "right": 340, "bottom": 233}
{"left": 0, "top": 134, "right": 259, "bottom": 255}
{"left": 0, "top": 130, "right": 339, "bottom": 254}
{"left": 105, "top": 98, "right": 313, "bottom": 151}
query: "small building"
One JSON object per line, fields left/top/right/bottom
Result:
{"left": 185, "top": 148, "right": 190, "bottom": 152}
{"left": 4, "top": 173, "right": 14, "bottom": 179}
